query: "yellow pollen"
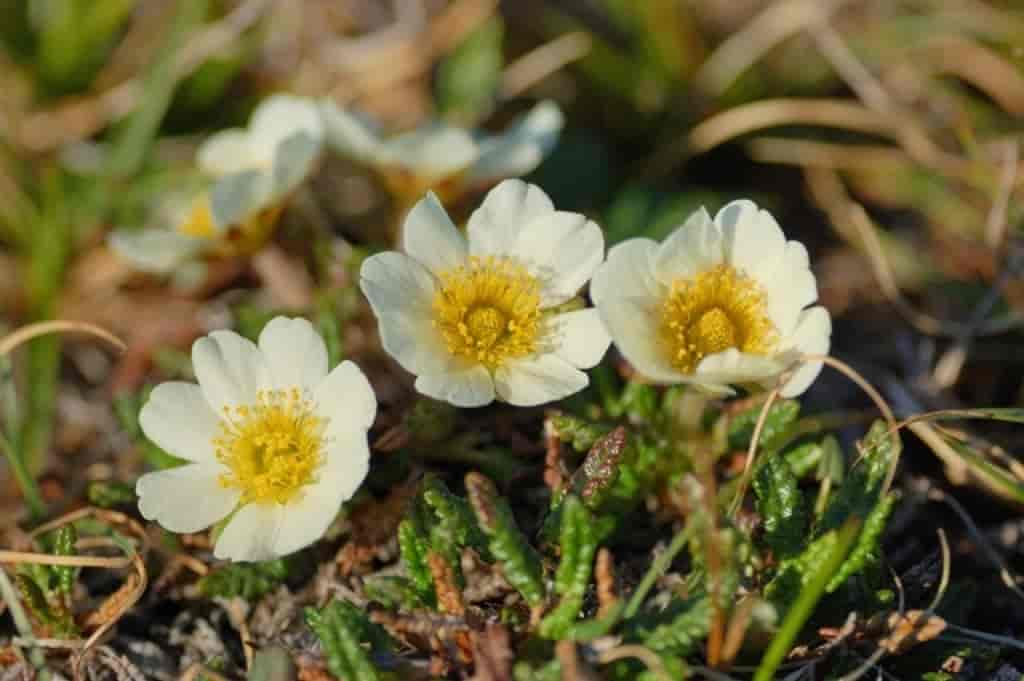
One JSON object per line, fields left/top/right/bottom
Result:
{"left": 214, "top": 388, "right": 325, "bottom": 505}
{"left": 433, "top": 256, "right": 543, "bottom": 369}
{"left": 660, "top": 264, "right": 777, "bottom": 373}
{"left": 178, "top": 197, "right": 216, "bottom": 238}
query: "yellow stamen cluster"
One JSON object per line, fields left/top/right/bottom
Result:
{"left": 660, "top": 264, "right": 777, "bottom": 373}
{"left": 178, "top": 197, "right": 216, "bottom": 238}
{"left": 214, "top": 388, "right": 325, "bottom": 505}
{"left": 433, "top": 256, "right": 543, "bottom": 369}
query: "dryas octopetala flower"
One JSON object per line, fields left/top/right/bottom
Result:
{"left": 359, "top": 179, "right": 611, "bottom": 407}
{"left": 135, "top": 317, "right": 375, "bottom": 562}
{"left": 319, "top": 100, "right": 563, "bottom": 202}
{"left": 110, "top": 95, "right": 323, "bottom": 274}
{"left": 591, "top": 200, "right": 831, "bottom": 397}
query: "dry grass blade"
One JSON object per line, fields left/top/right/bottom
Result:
{"left": 694, "top": 0, "right": 853, "bottom": 95}
{"left": 501, "top": 32, "right": 591, "bottom": 99}
{"left": 596, "top": 644, "right": 673, "bottom": 681}
{"left": 0, "top": 321, "right": 125, "bottom": 358}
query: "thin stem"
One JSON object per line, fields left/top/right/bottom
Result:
{"left": 623, "top": 521, "right": 697, "bottom": 619}
{"left": 753, "top": 518, "right": 862, "bottom": 681}
{"left": 0, "top": 430, "right": 46, "bottom": 521}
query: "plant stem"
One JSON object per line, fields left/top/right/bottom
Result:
{"left": 753, "top": 517, "right": 862, "bottom": 681}
{"left": 0, "top": 431, "right": 46, "bottom": 521}
{"left": 624, "top": 520, "right": 697, "bottom": 619}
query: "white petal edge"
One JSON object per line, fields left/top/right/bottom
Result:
{"left": 139, "top": 382, "right": 220, "bottom": 462}
{"left": 379, "top": 125, "right": 478, "bottom": 181}
{"left": 137, "top": 464, "right": 239, "bottom": 534}
{"left": 249, "top": 94, "right": 324, "bottom": 164}
{"left": 653, "top": 207, "right": 723, "bottom": 284}
{"left": 258, "top": 317, "right": 329, "bottom": 392}
{"left": 719, "top": 201, "right": 787, "bottom": 287}
{"left": 213, "top": 502, "right": 283, "bottom": 562}
{"left": 595, "top": 296, "right": 681, "bottom": 383}
{"left": 318, "top": 100, "right": 384, "bottom": 163}
{"left": 108, "top": 229, "right": 204, "bottom": 274}
{"left": 778, "top": 306, "right": 832, "bottom": 398}
{"left": 694, "top": 348, "right": 787, "bottom": 385}
{"left": 402, "top": 192, "right": 468, "bottom": 275}
{"left": 272, "top": 431, "right": 370, "bottom": 557}
{"left": 415, "top": 364, "right": 495, "bottom": 407}
{"left": 759, "top": 241, "right": 819, "bottom": 338}
{"left": 493, "top": 355, "right": 588, "bottom": 407}
{"left": 590, "top": 238, "right": 661, "bottom": 308}
{"left": 314, "top": 360, "right": 377, "bottom": 435}
{"left": 197, "top": 130, "right": 256, "bottom": 176}
{"left": 359, "top": 252, "right": 452, "bottom": 377}
{"left": 192, "top": 330, "right": 268, "bottom": 413}
{"left": 467, "top": 101, "right": 564, "bottom": 185}
{"left": 467, "top": 180, "right": 555, "bottom": 257}
{"left": 509, "top": 211, "right": 604, "bottom": 306}
{"left": 551, "top": 308, "right": 611, "bottom": 369}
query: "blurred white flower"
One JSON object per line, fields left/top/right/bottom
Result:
{"left": 110, "top": 95, "right": 323, "bottom": 274}
{"left": 135, "top": 317, "right": 375, "bottom": 562}
{"left": 591, "top": 201, "right": 831, "bottom": 397}
{"left": 360, "top": 179, "right": 610, "bottom": 407}
{"left": 320, "top": 100, "right": 563, "bottom": 201}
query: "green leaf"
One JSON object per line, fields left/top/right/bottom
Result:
{"left": 436, "top": 16, "right": 504, "bottom": 124}
{"left": 727, "top": 399, "right": 800, "bottom": 452}
{"left": 305, "top": 600, "right": 393, "bottom": 681}
{"left": 753, "top": 453, "right": 808, "bottom": 560}
{"left": 199, "top": 559, "right": 291, "bottom": 600}
{"left": 466, "top": 472, "right": 545, "bottom": 608}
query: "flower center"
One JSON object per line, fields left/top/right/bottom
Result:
{"left": 433, "top": 256, "right": 543, "bottom": 369}
{"left": 178, "top": 197, "right": 216, "bottom": 238}
{"left": 214, "top": 388, "right": 325, "bottom": 505}
{"left": 660, "top": 264, "right": 777, "bottom": 373}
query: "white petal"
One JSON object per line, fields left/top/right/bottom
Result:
{"left": 197, "top": 130, "right": 256, "bottom": 176}
{"left": 493, "top": 355, "right": 588, "bottom": 406}
{"left": 467, "top": 180, "right": 555, "bottom": 256}
{"left": 136, "top": 464, "right": 238, "bottom": 534}
{"left": 273, "top": 431, "right": 370, "bottom": 557}
{"left": 359, "top": 252, "right": 451, "bottom": 376}
{"left": 213, "top": 503, "right": 284, "bottom": 562}
{"left": 760, "top": 241, "right": 818, "bottom": 337}
{"left": 414, "top": 364, "right": 495, "bottom": 407}
{"left": 402, "top": 192, "right": 467, "bottom": 275}
{"left": 249, "top": 94, "right": 324, "bottom": 164}
{"left": 509, "top": 211, "right": 604, "bottom": 306}
{"left": 468, "top": 101, "right": 564, "bottom": 185}
{"left": 209, "top": 169, "right": 274, "bottom": 229}
{"left": 270, "top": 132, "right": 320, "bottom": 198}
{"left": 653, "top": 207, "right": 723, "bottom": 284}
{"left": 108, "top": 229, "right": 204, "bottom": 274}
{"left": 694, "top": 348, "right": 786, "bottom": 384}
{"left": 589, "top": 238, "right": 660, "bottom": 308}
{"left": 596, "top": 296, "right": 681, "bottom": 383}
{"left": 139, "top": 382, "right": 219, "bottom": 462}
{"left": 314, "top": 360, "right": 377, "bottom": 435}
{"left": 258, "top": 317, "right": 328, "bottom": 391}
{"left": 551, "top": 309, "right": 610, "bottom": 369}
{"left": 319, "top": 100, "right": 383, "bottom": 163}
{"left": 192, "top": 330, "right": 268, "bottom": 413}
{"left": 379, "top": 126, "right": 478, "bottom": 181}
{"left": 719, "top": 200, "right": 787, "bottom": 285}
{"left": 778, "top": 306, "right": 831, "bottom": 398}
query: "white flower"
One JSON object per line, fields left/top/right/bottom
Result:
{"left": 110, "top": 95, "right": 324, "bottom": 274}
{"left": 320, "top": 100, "right": 563, "bottom": 199}
{"left": 135, "top": 317, "right": 376, "bottom": 562}
{"left": 591, "top": 201, "right": 831, "bottom": 398}
{"left": 359, "top": 180, "right": 610, "bottom": 408}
